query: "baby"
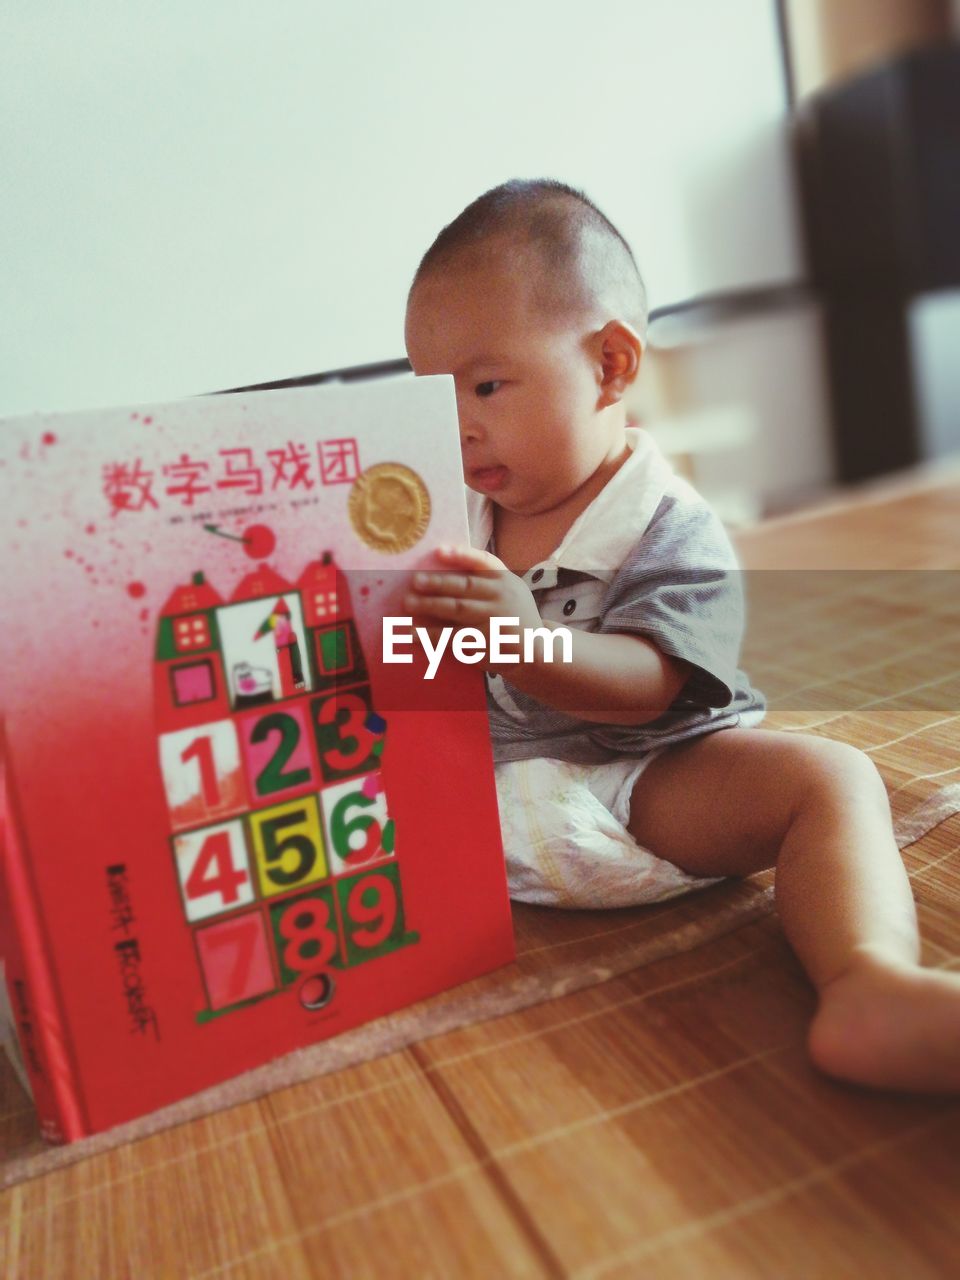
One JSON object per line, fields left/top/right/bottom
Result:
{"left": 403, "top": 178, "right": 960, "bottom": 1095}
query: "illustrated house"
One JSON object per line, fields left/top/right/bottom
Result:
{"left": 296, "top": 552, "right": 367, "bottom": 691}
{"left": 229, "top": 563, "right": 296, "bottom": 609}
{"left": 154, "top": 571, "right": 228, "bottom": 734}
{"left": 298, "top": 551, "right": 343, "bottom": 627}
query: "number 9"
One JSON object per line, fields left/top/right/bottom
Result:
{"left": 345, "top": 874, "right": 397, "bottom": 948}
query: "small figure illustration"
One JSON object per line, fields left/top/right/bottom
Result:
{"left": 253, "top": 598, "right": 305, "bottom": 694}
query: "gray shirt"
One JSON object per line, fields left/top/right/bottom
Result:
{"left": 467, "top": 430, "right": 766, "bottom": 766}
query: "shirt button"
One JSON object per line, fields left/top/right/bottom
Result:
{"left": 531, "top": 568, "right": 544, "bottom": 583}
{"left": 562, "top": 599, "right": 576, "bottom": 616}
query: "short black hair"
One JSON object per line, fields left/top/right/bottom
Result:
{"left": 410, "top": 178, "right": 648, "bottom": 341}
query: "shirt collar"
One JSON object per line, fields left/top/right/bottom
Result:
{"left": 466, "top": 427, "right": 673, "bottom": 587}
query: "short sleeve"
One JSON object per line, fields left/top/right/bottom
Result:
{"left": 597, "top": 493, "right": 745, "bottom": 709}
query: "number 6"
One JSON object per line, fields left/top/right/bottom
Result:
{"left": 330, "top": 791, "right": 383, "bottom": 865}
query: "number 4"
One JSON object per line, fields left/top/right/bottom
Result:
{"left": 186, "top": 830, "right": 248, "bottom": 905}
{"left": 174, "top": 819, "right": 255, "bottom": 922}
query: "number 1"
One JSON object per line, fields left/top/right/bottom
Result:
{"left": 181, "top": 735, "right": 220, "bottom": 807}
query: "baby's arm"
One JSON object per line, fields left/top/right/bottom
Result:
{"left": 405, "top": 545, "right": 690, "bottom": 725}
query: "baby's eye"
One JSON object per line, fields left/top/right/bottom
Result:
{"left": 475, "top": 380, "right": 502, "bottom": 398}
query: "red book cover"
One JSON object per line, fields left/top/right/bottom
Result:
{"left": 0, "top": 377, "right": 513, "bottom": 1141}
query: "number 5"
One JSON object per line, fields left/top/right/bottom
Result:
{"left": 261, "top": 810, "right": 317, "bottom": 886}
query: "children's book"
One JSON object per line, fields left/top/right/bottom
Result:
{"left": 0, "top": 377, "right": 513, "bottom": 1143}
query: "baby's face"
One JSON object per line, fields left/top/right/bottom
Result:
{"left": 405, "top": 254, "right": 619, "bottom": 517}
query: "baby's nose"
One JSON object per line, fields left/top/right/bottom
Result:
{"left": 457, "top": 403, "right": 484, "bottom": 444}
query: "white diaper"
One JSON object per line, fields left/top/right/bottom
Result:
{"left": 494, "top": 754, "right": 727, "bottom": 910}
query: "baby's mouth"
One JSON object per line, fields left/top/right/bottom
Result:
{"left": 469, "top": 464, "right": 509, "bottom": 492}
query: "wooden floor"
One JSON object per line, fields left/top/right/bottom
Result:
{"left": 3, "top": 474, "right": 960, "bottom": 1278}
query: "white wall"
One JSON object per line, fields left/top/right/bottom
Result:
{"left": 1, "top": 0, "right": 801, "bottom": 416}
{"left": 642, "top": 304, "right": 836, "bottom": 516}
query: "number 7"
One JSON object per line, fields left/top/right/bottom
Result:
{"left": 202, "top": 917, "right": 259, "bottom": 1003}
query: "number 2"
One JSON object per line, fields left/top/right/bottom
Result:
{"left": 251, "top": 713, "right": 311, "bottom": 795}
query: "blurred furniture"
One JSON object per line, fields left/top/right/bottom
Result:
{"left": 795, "top": 40, "right": 960, "bottom": 482}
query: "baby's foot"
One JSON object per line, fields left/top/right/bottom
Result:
{"left": 807, "top": 947, "right": 960, "bottom": 1094}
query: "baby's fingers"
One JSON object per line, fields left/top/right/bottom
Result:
{"left": 434, "top": 544, "right": 507, "bottom": 575}
{"left": 410, "top": 569, "right": 499, "bottom": 600}
{"left": 404, "top": 594, "right": 493, "bottom": 626}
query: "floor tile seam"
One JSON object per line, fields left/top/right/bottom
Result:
{"left": 488, "top": 1042, "right": 797, "bottom": 1163}
{"left": 745, "top": 621, "right": 926, "bottom": 662}
{"left": 750, "top": 641, "right": 917, "bottom": 700}
{"left": 889, "top": 766, "right": 960, "bottom": 800}
{"left": 423, "top": 949, "right": 760, "bottom": 1072}
{"left": 186, "top": 1043, "right": 797, "bottom": 1279}
{"left": 188, "top": 1156, "right": 504, "bottom": 1279}
{"left": 763, "top": 632, "right": 960, "bottom": 705}
{"left": 908, "top": 844, "right": 959, "bottom": 882}
{"left": 572, "top": 1104, "right": 959, "bottom": 1279}
{"left": 888, "top": 777, "right": 960, "bottom": 807}
{"left": 22, "top": 1105, "right": 306, "bottom": 1272}
{"left": 861, "top": 713, "right": 960, "bottom": 755}
{"left": 0, "top": 1187, "right": 23, "bottom": 1269}
{"left": 773, "top": 669, "right": 960, "bottom": 733}
{"left": 8, "top": 940, "right": 792, "bottom": 1211}
{"left": 14, "top": 952, "right": 759, "bottom": 1207}
{"left": 742, "top": 579, "right": 877, "bottom": 613}
{"left": 743, "top": 584, "right": 954, "bottom": 643}
{"left": 513, "top": 894, "right": 702, "bottom": 958}
{"left": 776, "top": 569, "right": 955, "bottom": 593}
{"left": 787, "top": 601, "right": 960, "bottom": 639}
{"left": 226, "top": 948, "right": 764, "bottom": 1135}
{"left": 849, "top": 670, "right": 960, "bottom": 711}
{"left": 410, "top": 1041, "right": 568, "bottom": 1280}
{"left": 16, "top": 1049, "right": 449, "bottom": 1212}
{"left": 14, "top": 1114, "right": 268, "bottom": 1215}
{"left": 256, "top": 1092, "right": 355, "bottom": 1279}
{"left": 30, "top": 1050, "right": 462, "bottom": 1212}
{"left": 190, "top": 948, "right": 763, "bottom": 1144}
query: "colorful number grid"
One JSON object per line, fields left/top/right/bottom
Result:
{"left": 159, "top": 685, "right": 414, "bottom": 1012}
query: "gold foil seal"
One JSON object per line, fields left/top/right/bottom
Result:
{"left": 348, "top": 463, "right": 431, "bottom": 553}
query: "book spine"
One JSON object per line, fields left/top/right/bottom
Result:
{"left": 0, "top": 722, "right": 86, "bottom": 1143}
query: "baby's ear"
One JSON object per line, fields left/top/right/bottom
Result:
{"left": 597, "top": 320, "right": 642, "bottom": 409}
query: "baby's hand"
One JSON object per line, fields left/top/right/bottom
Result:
{"left": 404, "top": 545, "right": 542, "bottom": 655}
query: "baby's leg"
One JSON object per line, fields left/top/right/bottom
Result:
{"left": 627, "top": 728, "right": 960, "bottom": 1094}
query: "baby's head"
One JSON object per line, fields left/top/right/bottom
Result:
{"left": 404, "top": 179, "right": 647, "bottom": 516}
